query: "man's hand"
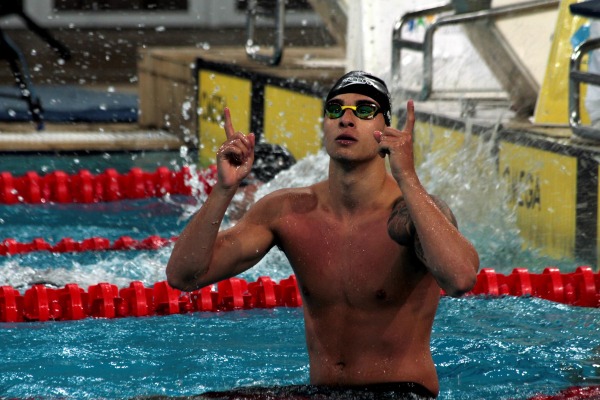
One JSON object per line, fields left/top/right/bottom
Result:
{"left": 216, "top": 107, "right": 256, "bottom": 190}
{"left": 373, "top": 100, "right": 416, "bottom": 185}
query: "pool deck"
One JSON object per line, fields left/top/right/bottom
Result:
{"left": 0, "top": 121, "right": 183, "bottom": 152}
{"left": 0, "top": 80, "right": 184, "bottom": 153}
{"left": 0, "top": 44, "right": 593, "bottom": 155}
{"left": 419, "top": 97, "right": 590, "bottom": 153}
{"left": 0, "top": 46, "right": 348, "bottom": 153}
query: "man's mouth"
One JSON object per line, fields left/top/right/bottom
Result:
{"left": 335, "top": 134, "right": 357, "bottom": 143}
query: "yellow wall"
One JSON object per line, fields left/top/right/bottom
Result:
{"left": 498, "top": 141, "right": 577, "bottom": 259}
{"left": 197, "top": 71, "right": 252, "bottom": 166}
{"left": 413, "top": 121, "right": 466, "bottom": 167}
{"left": 263, "top": 85, "right": 323, "bottom": 160}
{"left": 534, "top": 0, "right": 590, "bottom": 125}
{"left": 414, "top": 119, "right": 578, "bottom": 261}
{"left": 194, "top": 63, "right": 590, "bottom": 265}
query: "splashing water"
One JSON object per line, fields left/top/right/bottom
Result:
{"left": 0, "top": 137, "right": 575, "bottom": 292}
{"left": 0, "top": 152, "right": 595, "bottom": 400}
{"left": 1, "top": 248, "right": 174, "bottom": 291}
{"left": 234, "top": 125, "right": 578, "bottom": 277}
{"left": 414, "top": 123, "right": 526, "bottom": 272}
{"left": 414, "top": 121, "right": 580, "bottom": 272}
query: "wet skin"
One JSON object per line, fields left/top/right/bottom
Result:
{"left": 166, "top": 94, "right": 480, "bottom": 397}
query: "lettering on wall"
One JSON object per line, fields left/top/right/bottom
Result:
{"left": 199, "top": 91, "right": 226, "bottom": 124}
{"left": 502, "top": 166, "right": 541, "bottom": 210}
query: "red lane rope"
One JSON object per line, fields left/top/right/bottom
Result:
{"left": 0, "top": 166, "right": 217, "bottom": 204}
{"left": 0, "top": 235, "right": 177, "bottom": 256}
{"left": 527, "top": 385, "right": 600, "bottom": 399}
{"left": 0, "top": 275, "right": 302, "bottom": 323}
{"left": 470, "top": 267, "right": 600, "bottom": 308}
{"left": 0, "top": 166, "right": 216, "bottom": 256}
{"left": 0, "top": 268, "right": 598, "bottom": 323}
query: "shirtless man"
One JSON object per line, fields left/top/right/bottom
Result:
{"left": 166, "top": 71, "right": 480, "bottom": 399}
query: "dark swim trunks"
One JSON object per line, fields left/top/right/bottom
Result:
{"left": 196, "top": 382, "right": 437, "bottom": 399}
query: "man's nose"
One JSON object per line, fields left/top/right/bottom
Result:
{"left": 338, "top": 108, "right": 356, "bottom": 126}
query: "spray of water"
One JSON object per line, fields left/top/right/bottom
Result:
{"left": 195, "top": 129, "right": 567, "bottom": 281}
{"left": 414, "top": 121, "right": 525, "bottom": 272}
{"left": 233, "top": 120, "right": 576, "bottom": 276}
{"left": 0, "top": 135, "right": 574, "bottom": 291}
{"left": 0, "top": 247, "right": 174, "bottom": 290}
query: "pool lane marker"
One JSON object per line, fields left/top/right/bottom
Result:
{"left": 0, "top": 235, "right": 177, "bottom": 256}
{"left": 0, "top": 275, "right": 302, "bottom": 322}
{"left": 0, "top": 268, "right": 598, "bottom": 323}
{"left": 0, "top": 165, "right": 217, "bottom": 204}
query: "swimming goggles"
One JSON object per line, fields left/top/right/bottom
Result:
{"left": 324, "top": 102, "right": 381, "bottom": 120}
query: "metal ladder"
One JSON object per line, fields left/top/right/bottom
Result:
{"left": 569, "top": 1, "right": 600, "bottom": 140}
{"left": 391, "top": 0, "right": 559, "bottom": 117}
{"left": 244, "top": 0, "right": 347, "bottom": 66}
{"left": 0, "top": 1, "right": 71, "bottom": 130}
{"left": 245, "top": 0, "right": 286, "bottom": 66}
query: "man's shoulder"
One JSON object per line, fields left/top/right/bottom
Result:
{"left": 245, "top": 182, "right": 315, "bottom": 206}
{"left": 257, "top": 184, "right": 321, "bottom": 206}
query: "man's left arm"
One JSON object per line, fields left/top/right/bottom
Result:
{"left": 377, "top": 100, "right": 479, "bottom": 297}
{"left": 387, "top": 194, "right": 478, "bottom": 297}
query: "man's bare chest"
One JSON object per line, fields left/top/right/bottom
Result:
{"left": 273, "top": 212, "right": 415, "bottom": 305}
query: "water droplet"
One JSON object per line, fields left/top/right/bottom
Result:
{"left": 181, "top": 101, "right": 192, "bottom": 119}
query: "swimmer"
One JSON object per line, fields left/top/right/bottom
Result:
{"left": 166, "top": 71, "right": 480, "bottom": 399}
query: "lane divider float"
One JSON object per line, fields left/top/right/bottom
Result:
{"left": 0, "top": 165, "right": 217, "bottom": 204}
{"left": 0, "top": 267, "right": 598, "bottom": 323}
{"left": 0, "top": 275, "right": 302, "bottom": 323}
{"left": 527, "top": 385, "right": 600, "bottom": 400}
{"left": 0, "top": 235, "right": 176, "bottom": 256}
{"left": 469, "top": 266, "right": 599, "bottom": 308}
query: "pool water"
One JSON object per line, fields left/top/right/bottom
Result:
{"left": 1, "top": 297, "right": 598, "bottom": 399}
{"left": 0, "top": 150, "right": 598, "bottom": 399}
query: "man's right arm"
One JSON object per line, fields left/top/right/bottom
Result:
{"left": 166, "top": 185, "right": 276, "bottom": 292}
{"left": 166, "top": 184, "right": 228, "bottom": 291}
{"left": 166, "top": 107, "right": 274, "bottom": 291}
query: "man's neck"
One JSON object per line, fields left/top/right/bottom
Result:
{"left": 326, "top": 158, "right": 390, "bottom": 214}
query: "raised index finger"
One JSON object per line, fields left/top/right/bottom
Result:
{"left": 403, "top": 99, "right": 415, "bottom": 134}
{"left": 223, "top": 107, "right": 235, "bottom": 139}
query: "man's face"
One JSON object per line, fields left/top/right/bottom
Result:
{"left": 322, "top": 93, "right": 387, "bottom": 162}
